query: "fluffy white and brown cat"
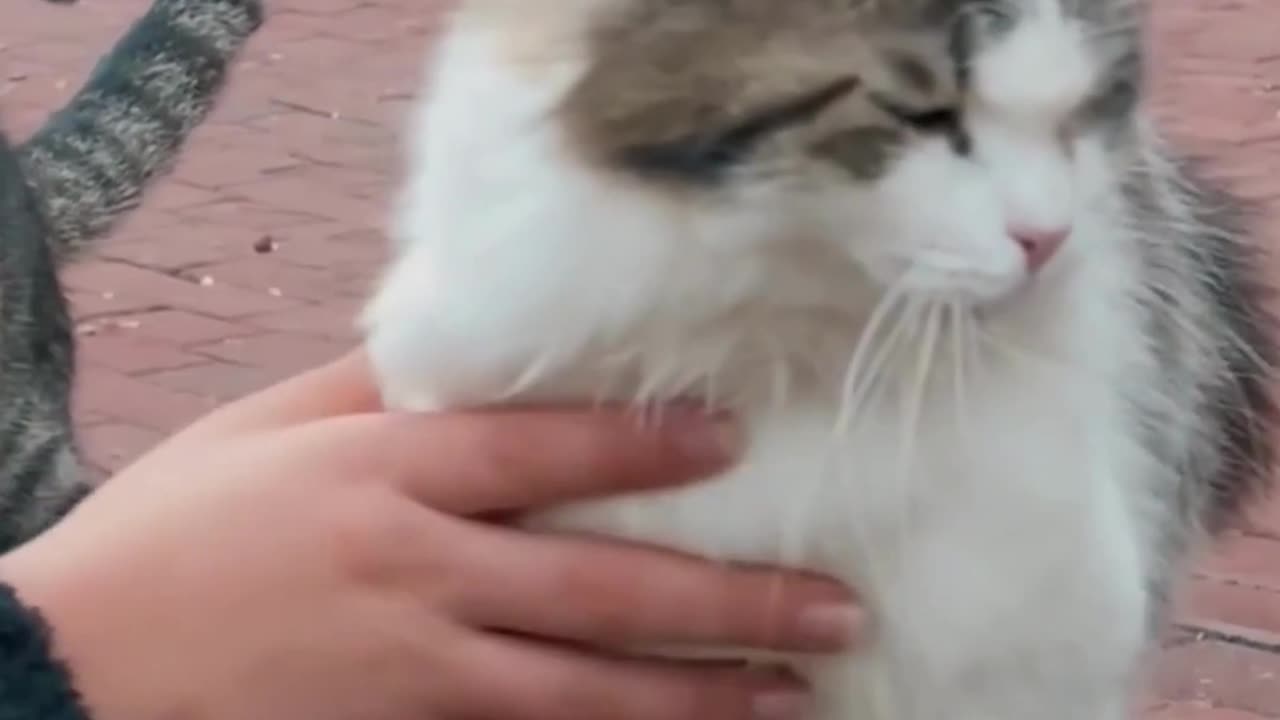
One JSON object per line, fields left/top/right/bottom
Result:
{"left": 361, "top": 0, "right": 1279, "bottom": 717}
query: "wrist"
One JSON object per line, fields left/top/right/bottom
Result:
{"left": 0, "top": 577, "right": 90, "bottom": 719}
{"left": 0, "top": 534, "right": 164, "bottom": 720}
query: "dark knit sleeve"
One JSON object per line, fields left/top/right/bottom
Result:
{"left": 0, "top": 582, "right": 90, "bottom": 720}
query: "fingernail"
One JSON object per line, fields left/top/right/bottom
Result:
{"left": 753, "top": 690, "right": 814, "bottom": 719}
{"left": 675, "top": 414, "right": 742, "bottom": 467}
{"left": 796, "top": 604, "right": 862, "bottom": 651}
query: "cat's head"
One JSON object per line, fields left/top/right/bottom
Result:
{"left": 559, "top": 0, "right": 1142, "bottom": 307}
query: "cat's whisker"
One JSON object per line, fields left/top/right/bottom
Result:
{"left": 765, "top": 334, "right": 792, "bottom": 411}
{"left": 593, "top": 348, "right": 638, "bottom": 407}
{"left": 824, "top": 296, "right": 927, "bottom": 602}
{"left": 829, "top": 303, "right": 921, "bottom": 596}
{"left": 841, "top": 297, "right": 922, "bottom": 437}
{"left": 965, "top": 306, "right": 985, "bottom": 393}
{"left": 500, "top": 348, "right": 557, "bottom": 400}
{"left": 629, "top": 358, "right": 668, "bottom": 430}
{"left": 894, "top": 302, "right": 942, "bottom": 537}
{"left": 948, "top": 302, "right": 970, "bottom": 434}
{"left": 960, "top": 307, "right": 982, "bottom": 444}
{"left": 635, "top": 345, "right": 690, "bottom": 415}
{"left": 834, "top": 280, "right": 908, "bottom": 435}
{"left": 668, "top": 353, "right": 711, "bottom": 407}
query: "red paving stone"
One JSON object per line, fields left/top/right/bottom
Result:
{"left": 2, "top": 0, "right": 1280, "bottom": 716}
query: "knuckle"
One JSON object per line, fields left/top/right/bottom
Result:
{"left": 440, "top": 418, "right": 531, "bottom": 489}
{"left": 468, "top": 425, "right": 528, "bottom": 483}
{"left": 518, "top": 413, "right": 615, "bottom": 471}
{"left": 323, "top": 490, "right": 420, "bottom": 586}
{"left": 735, "top": 570, "right": 857, "bottom": 652}
{"left": 742, "top": 579, "right": 797, "bottom": 647}
{"left": 736, "top": 570, "right": 829, "bottom": 642}
{"left": 679, "top": 565, "right": 768, "bottom": 645}
{"left": 551, "top": 555, "right": 639, "bottom": 630}
{"left": 456, "top": 415, "right": 611, "bottom": 492}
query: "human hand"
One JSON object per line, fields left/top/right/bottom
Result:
{"left": 0, "top": 351, "right": 859, "bottom": 720}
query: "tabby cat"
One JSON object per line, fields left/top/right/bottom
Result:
{"left": 0, "top": 0, "right": 263, "bottom": 550}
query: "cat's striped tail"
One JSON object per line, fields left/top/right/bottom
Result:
{"left": 19, "top": 0, "right": 264, "bottom": 263}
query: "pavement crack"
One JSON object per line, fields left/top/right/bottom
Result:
{"left": 1173, "top": 622, "right": 1280, "bottom": 656}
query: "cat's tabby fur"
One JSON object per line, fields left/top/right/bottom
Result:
{"left": 0, "top": 0, "right": 262, "bottom": 549}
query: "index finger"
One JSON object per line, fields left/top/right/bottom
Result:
{"left": 183, "top": 349, "right": 383, "bottom": 438}
{"left": 292, "top": 406, "right": 741, "bottom": 515}
{"left": 452, "top": 524, "right": 860, "bottom": 654}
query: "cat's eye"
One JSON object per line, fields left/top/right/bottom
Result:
{"left": 618, "top": 77, "right": 860, "bottom": 184}
{"left": 869, "top": 94, "right": 961, "bottom": 136}
{"left": 868, "top": 94, "right": 968, "bottom": 154}
{"left": 893, "top": 107, "right": 962, "bottom": 134}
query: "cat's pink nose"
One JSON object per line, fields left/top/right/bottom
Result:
{"left": 1010, "top": 225, "right": 1068, "bottom": 274}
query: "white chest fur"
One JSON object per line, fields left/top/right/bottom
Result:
{"left": 522, "top": 366, "right": 1149, "bottom": 718}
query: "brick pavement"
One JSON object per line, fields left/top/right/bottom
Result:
{"left": 3, "top": 0, "right": 1280, "bottom": 717}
